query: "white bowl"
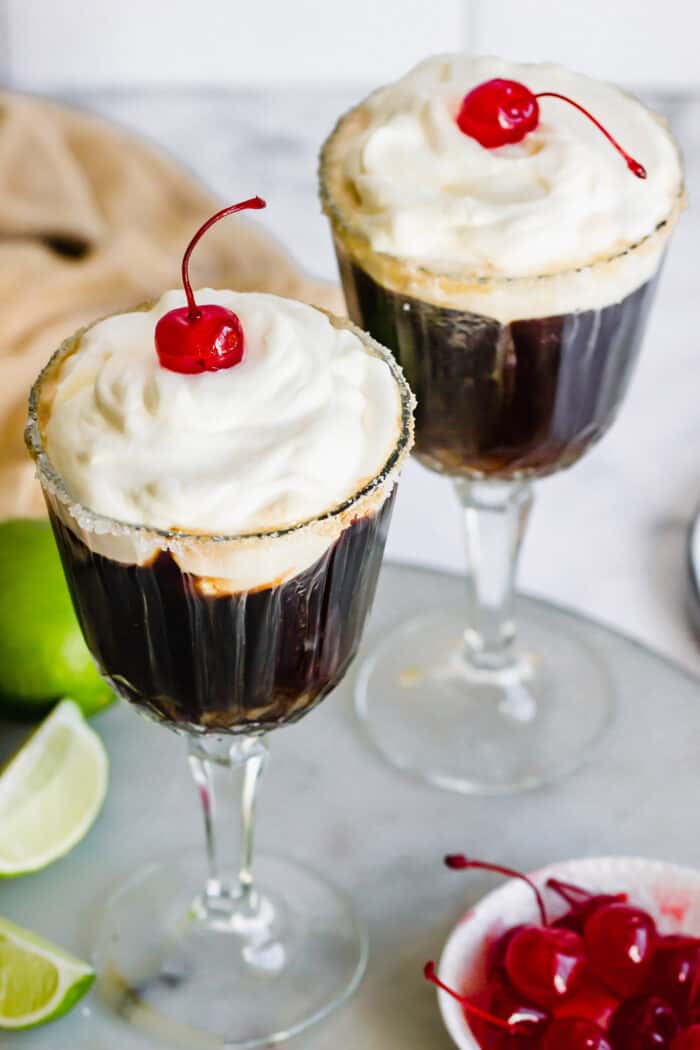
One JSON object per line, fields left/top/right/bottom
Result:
{"left": 436, "top": 856, "right": 700, "bottom": 1050}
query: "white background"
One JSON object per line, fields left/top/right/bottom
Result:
{"left": 1, "top": 0, "right": 699, "bottom": 89}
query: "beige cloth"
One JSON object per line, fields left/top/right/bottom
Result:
{"left": 0, "top": 90, "right": 342, "bottom": 520}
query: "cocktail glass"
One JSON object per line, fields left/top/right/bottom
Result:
{"left": 26, "top": 309, "right": 414, "bottom": 1047}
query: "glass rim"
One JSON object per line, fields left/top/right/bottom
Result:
{"left": 25, "top": 304, "right": 415, "bottom": 548}
{"left": 319, "top": 102, "right": 686, "bottom": 289}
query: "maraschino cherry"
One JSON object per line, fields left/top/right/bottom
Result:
{"left": 541, "top": 1018, "right": 612, "bottom": 1050}
{"left": 423, "top": 961, "right": 548, "bottom": 1042}
{"left": 481, "top": 972, "right": 550, "bottom": 1049}
{"left": 548, "top": 878, "right": 628, "bottom": 935}
{"left": 155, "top": 196, "right": 266, "bottom": 374}
{"left": 609, "top": 994, "right": 680, "bottom": 1049}
{"left": 554, "top": 974, "right": 620, "bottom": 1031}
{"left": 650, "top": 936, "right": 700, "bottom": 1012}
{"left": 444, "top": 857, "right": 584, "bottom": 1007}
{"left": 428, "top": 855, "right": 700, "bottom": 1050}
{"left": 584, "top": 902, "right": 658, "bottom": 997}
{"left": 672, "top": 1026, "right": 700, "bottom": 1050}
{"left": 505, "top": 925, "right": 585, "bottom": 1008}
{"left": 488, "top": 925, "right": 526, "bottom": 977}
{"left": 456, "top": 78, "right": 647, "bottom": 178}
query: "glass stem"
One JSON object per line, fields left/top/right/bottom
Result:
{"left": 187, "top": 733, "right": 269, "bottom": 926}
{"left": 454, "top": 479, "right": 533, "bottom": 674}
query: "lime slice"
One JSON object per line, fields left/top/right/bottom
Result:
{"left": 0, "top": 916, "right": 94, "bottom": 1029}
{"left": 0, "top": 699, "right": 108, "bottom": 877}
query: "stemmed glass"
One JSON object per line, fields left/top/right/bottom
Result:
{"left": 26, "top": 313, "right": 414, "bottom": 1048}
{"left": 320, "top": 132, "right": 684, "bottom": 797}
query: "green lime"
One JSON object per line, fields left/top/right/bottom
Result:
{"left": 0, "top": 519, "right": 114, "bottom": 719}
{"left": 0, "top": 915, "right": 94, "bottom": 1029}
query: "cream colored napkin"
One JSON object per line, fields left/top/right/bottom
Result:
{"left": 0, "top": 90, "right": 341, "bottom": 519}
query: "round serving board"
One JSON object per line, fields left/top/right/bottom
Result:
{"left": 2, "top": 562, "right": 700, "bottom": 1050}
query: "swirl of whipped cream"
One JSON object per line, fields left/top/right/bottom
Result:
{"left": 332, "top": 55, "right": 683, "bottom": 279}
{"left": 45, "top": 290, "right": 402, "bottom": 537}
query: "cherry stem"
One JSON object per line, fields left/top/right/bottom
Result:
{"left": 535, "top": 93, "right": 647, "bottom": 179}
{"left": 180, "top": 196, "right": 267, "bottom": 320}
{"left": 423, "top": 962, "right": 513, "bottom": 1032}
{"left": 545, "top": 878, "right": 595, "bottom": 906}
{"left": 546, "top": 878, "right": 627, "bottom": 909}
{"left": 445, "top": 855, "right": 548, "bottom": 925}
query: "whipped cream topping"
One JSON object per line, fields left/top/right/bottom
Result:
{"left": 44, "top": 290, "right": 402, "bottom": 538}
{"left": 331, "top": 55, "right": 683, "bottom": 279}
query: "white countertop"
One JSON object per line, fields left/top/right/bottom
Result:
{"left": 68, "top": 85, "right": 700, "bottom": 675}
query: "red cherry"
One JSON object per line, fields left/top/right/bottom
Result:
{"left": 155, "top": 196, "right": 266, "bottom": 374}
{"left": 554, "top": 896, "right": 628, "bottom": 935}
{"left": 548, "top": 877, "right": 628, "bottom": 934}
{"left": 505, "top": 924, "right": 585, "bottom": 1007}
{"left": 487, "top": 925, "right": 526, "bottom": 977}
{"left": 541, "top": 1018, "right": 612, "bottom": 1050}
{"left": 155, "top": 304, "right": 245, "bottom": 374}
{"left": 471, "top": 971, "right": 549, "bottom": 1050}
{"left": 671, "top": 1026, "right": 700, "bottom": 1050}
{"left": 456, "top": 78, "right": 538, "bottom": 148}
{"left": 455, "top": 78, "right": 646, "bottom": 178}
{"left": 423, "top": 961, "right": 547, "bottom": 1046}
{"left": 547, "top": 878, "right": 607, "bottom": 909}
{"left": 478, "top": 970, "right": 549, "bottom": 1045}
{"left": 649, "top": 935, "right": 700, "bottom": 1013}
{"left": 609, "top": 995, "right": 680, "bottom": 1050}
{"left": 553, "top": 974, "right": 621, "bottom": 1030}
{"left": 584, "top": 903, "right": 658, "bottom": 997}
{"left": 689, "top": 992, "right": 700, "bottom": 1026}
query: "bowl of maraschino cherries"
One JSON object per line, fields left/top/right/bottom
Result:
{"left": 426, "top": 855, "right": 700, "bottom": 1050}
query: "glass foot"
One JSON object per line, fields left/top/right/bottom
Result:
{"left": 95, "top": 851, "right": 367, "bottom": 1049}
{"left": 355, "top": 604, "right": 614, "bottom": 795}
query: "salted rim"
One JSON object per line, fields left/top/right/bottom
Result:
{"left": 318, "top": 86, "right": 686, "bottom": 291}
{"left": 25, "top": 302, "right": 416, "bottom": 550}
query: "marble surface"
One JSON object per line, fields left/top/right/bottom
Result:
{"left": 63, "top": 85, "right": 700, "bottom": 673}
{"left": 4, "top": 564, "right": 700, "bottom": 1050}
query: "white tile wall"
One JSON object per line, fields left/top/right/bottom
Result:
{"left": 2, "top": 0, "right": 467, "bottom": 88}
{"left": 477, "top": 0, "right": 698, "bottom": 88}
{"left": 2, "top": 0, "right": 697, "bottom": 90}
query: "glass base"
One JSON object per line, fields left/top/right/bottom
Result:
{"left": 355, "top": 604, "right": 614, "bottom": 796}
{"left": 95, "top": 851, "right": 368, "bottom": 1049}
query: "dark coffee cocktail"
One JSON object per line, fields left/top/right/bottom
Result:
{"left": 319, "top": 54, "right": 684, "bottom": 795}
{"left": 30, "top": 291, "right": 412, "bottom": 736}
{"left": 49, "top": 497, "right": 393, "bottom": 732}
{"left": 26, "top": 198, "right": 415, "bottom": 1047}
{"left": 336, "top": 250, "right": 659, "bottom": 478}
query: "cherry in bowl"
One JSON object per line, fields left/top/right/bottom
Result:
{"left": 432, "top": 858, "right": 700, "bottom": 1050}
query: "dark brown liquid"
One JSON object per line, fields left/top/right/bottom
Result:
{"left": 336, "top": 245, "right": 659, "bottom": 479}
{"left": 49, "top": 499, "right": 393, "bottom": 733}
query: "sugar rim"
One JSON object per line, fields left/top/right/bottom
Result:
{"left": 25, "top": 302, "right": 416, "bottom": 551}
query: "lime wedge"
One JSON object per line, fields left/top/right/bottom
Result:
{"left": 0, "top": 699, "right": 108, "bottom": 877}
{"left": 0, "top": 916, "right": 94, "bottom": 1029}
